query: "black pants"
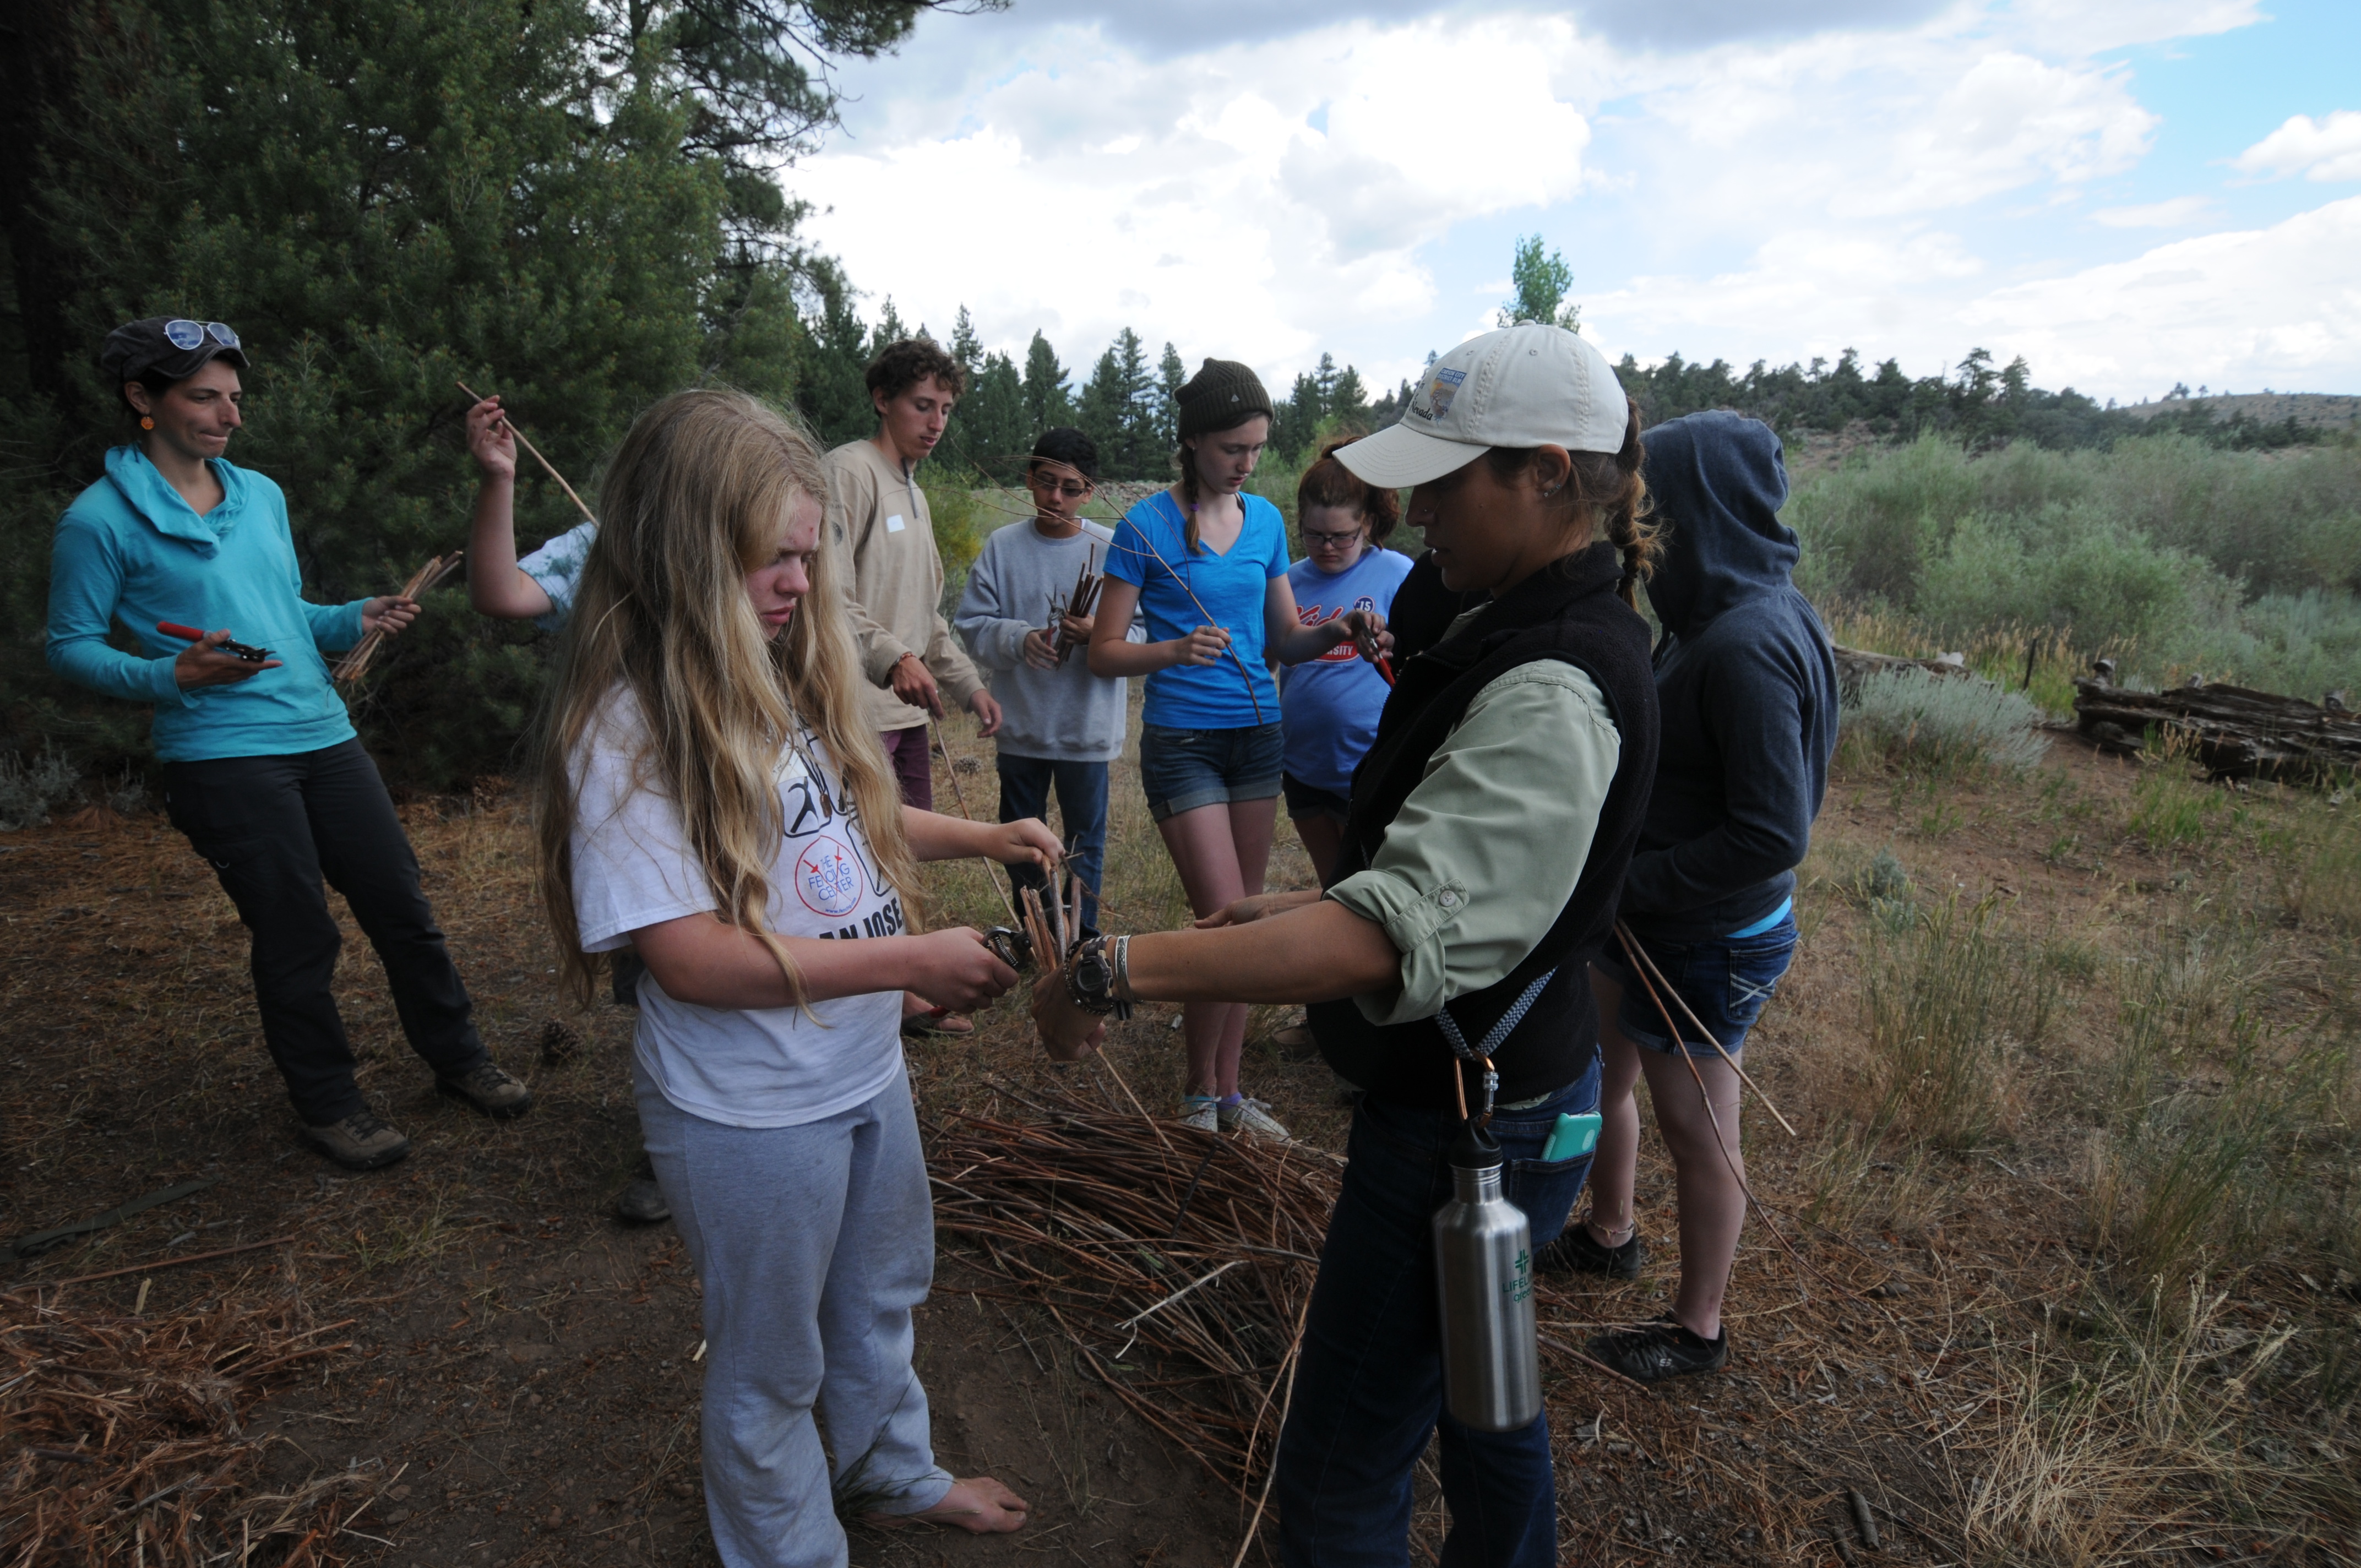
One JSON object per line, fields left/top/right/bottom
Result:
{"left": 163, "top": 740, "right": 487, "bottom": 1124}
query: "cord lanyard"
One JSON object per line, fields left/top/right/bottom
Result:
{"left": 1434, "top": 968, "right": 1554, "bottom": 1126}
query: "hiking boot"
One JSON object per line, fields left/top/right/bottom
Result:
{"left": 1536, "top": 1222, "right": 1646, "bottom": 1281}
{"left": 303, "top": 1109, "right": 412, "bottom": 1171}
{"left": 1586, "top": 1313, "right": 1729, "bottom": 1383}
{"left": 437, "top": 1061, "right": 535, "bottom": 1119}
{"left": 1218, "top": 1095, "right": 1290, "bottom": 1142}
{"left": 1179, "top": 1095, "right": 1221, "bottom": 1134}
{"left": 612, "top": 1178, "right": 671, "bottom": 1224}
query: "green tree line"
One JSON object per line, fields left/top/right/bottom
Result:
{"left": 0, "top": 15, "right": 2332, "bottom": 793}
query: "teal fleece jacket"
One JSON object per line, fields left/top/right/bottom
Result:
{"left": 45, "top": 446, "right": 368, "bottom": 763}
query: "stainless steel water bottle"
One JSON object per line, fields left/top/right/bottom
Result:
{"left": 1432, "top": 1118, "right": 1542, "bottom": 1431}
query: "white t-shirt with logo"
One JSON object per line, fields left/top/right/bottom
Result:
{"left": 568, "top": 690, "right": 907, "bottom": 1128}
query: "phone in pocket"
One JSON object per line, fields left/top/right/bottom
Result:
{"left": 1541, "top": 1111, "right": 1602, "bottom": 1163}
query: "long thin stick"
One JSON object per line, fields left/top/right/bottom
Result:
{"left": 39, "top": 1235, "right": 295, "bottom": 1289}
{"left": 1229, "top": 1288, "right": 1314, "bottom": 1568}
{"left": 1614, "top": 921, "right": 1798, "bottom": 1137}
{"left": 456, "top": 379, "right": 595, "bottom": 522}
{"left": 929, "top": 718, "right": 1021, "bottom": 928}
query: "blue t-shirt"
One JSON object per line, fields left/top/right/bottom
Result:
{"left": 1106, "top": 491, "right": 1290, "bottom": 729}
{"left": 1278, "top": 547, "right": 1415, "bottom": 795}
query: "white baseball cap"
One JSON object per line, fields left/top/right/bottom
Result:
{"left": 1337, "top": 324, "right": 1629, "bottom": 489}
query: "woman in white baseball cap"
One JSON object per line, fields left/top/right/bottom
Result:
{"left": 1031, "top": 323, "right": 1661, "bottom": 1566}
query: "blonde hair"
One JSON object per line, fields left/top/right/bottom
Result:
{"left": 536, "top": 389, "right": 920, "bottom": 1006}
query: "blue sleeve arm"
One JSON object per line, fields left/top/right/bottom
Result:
{"left": 302, "top": 596, "right": 368, "bottom": 653}
{"left": 45, "top": 520, "right": 189, "bottom": 706}
{"left": 1620, "top": 641, "right": 1819, "bottom": 915}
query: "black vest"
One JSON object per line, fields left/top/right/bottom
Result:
{"left": 1309, "top": 543, "right": 1660, "bottom": 1109}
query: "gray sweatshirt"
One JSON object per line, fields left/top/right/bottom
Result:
{"left": 954, "top": 519, "right": 1140, "bottom": 761}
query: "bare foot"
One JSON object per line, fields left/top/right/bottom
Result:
{"left": 867, "top": 1476, "right": 1029, "bottom": 1534}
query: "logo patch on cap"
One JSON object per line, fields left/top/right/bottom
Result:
{"left": 1412, "top": 367, "right": 1467, "bottom": 424}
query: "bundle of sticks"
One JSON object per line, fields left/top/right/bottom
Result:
{"left": 329, "top": 550, "right": 464, "bottom": 685}
{"left": 926, "top": 1091, "right": 1339, "bottom": 1502}
{"left": 1048, "top": 546, "right": 1102, "bottom": 662}
{"left": 0, "top": 1288, "right": 365, "bottom": 1566}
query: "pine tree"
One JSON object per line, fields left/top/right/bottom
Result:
{"left": 1021, "top": 330, "right": 1074, "bottom": 433}
{"left": 1078, "top": 328, "right": 1152, "bottom": 477}
{"left": 950, "top": 305, "right": 984, "bottom": 379}
{"left": 1155, "top": 342, "right": 1187, "bottom": 454}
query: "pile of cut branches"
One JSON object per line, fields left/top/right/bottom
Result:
{"left": 0, "top": 1289, "right": 363, "bottom": 1566}
{"left": 927, "top": 1090, "right": 1339, "bottom": 1500}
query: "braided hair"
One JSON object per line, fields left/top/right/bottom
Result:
{"left": 1482, "top": 401, "right": 1658, "bottom": 608}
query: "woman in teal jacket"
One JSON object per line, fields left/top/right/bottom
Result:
{"left": 45, "top": 318, "right": 532, "bottom": 1170}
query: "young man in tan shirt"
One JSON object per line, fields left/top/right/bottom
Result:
{"left": 828, "top": 337, "right": 1005, "bottom": 1038}
{"left": 827, "top": 337, "right": 1002, "bottom": 812}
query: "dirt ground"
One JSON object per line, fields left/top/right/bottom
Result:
{"left": 4, "top": 721, "right": 2353, "bottom": 1565}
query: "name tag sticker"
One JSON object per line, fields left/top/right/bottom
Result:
{"left": 885, "top": 513, "right": 906, "bottom": 533}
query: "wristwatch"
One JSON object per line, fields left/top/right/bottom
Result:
{"left": 1065, "top": 935, "right": 1134, "bottom": 1021}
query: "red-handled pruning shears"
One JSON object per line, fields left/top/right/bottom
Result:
{"left": 1374, "top": 654, "right": 1397, "bottom": 687}
{"left": 157, "top": 621, "right": 274, "bottom": 663}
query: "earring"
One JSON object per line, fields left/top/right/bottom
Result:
{"left": 140, "top": 416, "right": 154, "bottom": 430}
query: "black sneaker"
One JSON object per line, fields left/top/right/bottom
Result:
{"left": 1536, "top": 1223, "right": 1646, "bottom": 1280}
{"left": 437, "top": 1061, "right": 535, "bottom": 1119}
{"left": 1586, "top": 1313, "right": 1729, "bottom": 1383}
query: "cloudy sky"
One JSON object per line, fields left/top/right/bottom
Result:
{"left": 787, "top": 0, "right": 2360, "bottom": 405}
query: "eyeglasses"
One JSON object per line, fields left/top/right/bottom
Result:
{"left": 1029, "top": 474, "right": 1094, "bottom": 499}
{"left": 1302, "top": 529, "right": 1366, "bottom": 547}
{"left": 162, "top": 320, "right": 241, "bottom": 351}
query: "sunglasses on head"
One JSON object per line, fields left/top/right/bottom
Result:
{"left": 162, "top": 319, "right": 241, "bottom": 352}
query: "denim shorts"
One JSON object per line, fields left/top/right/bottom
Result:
{"left": 1137, "top": 722, "right": 1283, "bottom": 822}
{"left": 1593, "top": 911, "right": 1798, "bottom": 1059}
{"left": 1281, "top": 772, "right": 1352, "bottom": 824}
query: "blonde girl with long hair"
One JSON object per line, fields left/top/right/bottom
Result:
{"left": 538, "top": 390, "right": 1040, "bottom": 1563}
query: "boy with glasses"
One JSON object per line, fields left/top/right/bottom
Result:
{"left": 954, "top": 428, "right": 1140, "bottom": 934}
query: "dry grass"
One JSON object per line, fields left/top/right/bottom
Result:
{"left": 0, "top": 1279, "right": 380, "bottom": 1566}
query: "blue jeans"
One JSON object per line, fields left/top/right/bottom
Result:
{"left": 1593, "top": 911, "right": 1799, "bottom": 1057}
{"left": 995, "top": 753, "right": 1109, "bottom": 933}
{"left": 1276, "top": 1061, "right": 1601, "bottom": 1567}
{"left": 1136, "top": 721, "right": 1283, "bottom": 821}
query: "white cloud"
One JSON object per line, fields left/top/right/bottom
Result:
{"left": 787, "top": 0, "right": 2345, "bottom": 403}
{"left": 1971, "top": 196, "right": 2361, "bottom": 393}
{"left": 794, "top": 15, "right": 1594, "bottom": 388}
{"left": 2093, "top": 195, "right": 2216, "bottom": 227}
{"left": 2232, "top": 110, "right": 2361, "bottom": 183}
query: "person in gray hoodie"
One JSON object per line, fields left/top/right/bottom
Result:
{"left": 1554, "top": 411, "right": 1839, "bottom": 1384}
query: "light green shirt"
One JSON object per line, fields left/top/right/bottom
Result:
{"left": 1325, "top": 631, "right": 1621, "bottom": 1027}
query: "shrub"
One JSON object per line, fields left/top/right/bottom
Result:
{"left": 1841, "top": 667, "right": 2052, "bottom": 775}
{"left": 0, "top": 744, "right": 79, "bottom": 831}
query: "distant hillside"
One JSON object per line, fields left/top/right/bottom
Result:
{"left": 2118, "top": 392, "right": 2360, "bottom": 431}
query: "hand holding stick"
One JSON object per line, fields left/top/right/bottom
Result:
{"left": 455, "top": 379, "right": 595, "bottom": 524}
{"left": 334, "top": 551, "right": 464, "bottom": 684}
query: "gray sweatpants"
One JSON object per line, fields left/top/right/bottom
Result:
{"left": 636, "top": 1061, "right": 953, "bottom": 1568}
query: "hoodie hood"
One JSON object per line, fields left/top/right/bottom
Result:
{"left": 103, "top": 444, "right": 249, "bottom": 554}
{"left": 1639, "top": 411, "right": 1795, "bottom": 639}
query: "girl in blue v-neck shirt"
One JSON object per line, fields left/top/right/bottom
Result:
{"left": 1092, "top": 358, "right": 1390, "bottom": 1140}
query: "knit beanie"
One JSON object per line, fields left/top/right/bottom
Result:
{"left": 1176, "top": 358, "right": 1274, "bottom": 440}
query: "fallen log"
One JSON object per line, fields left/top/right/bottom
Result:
{"left": 1831, "top": 644, "right": 1971, "bottom": 691}
{"left": 2072, "top": 661, "right": 2359, "bottom": 781}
